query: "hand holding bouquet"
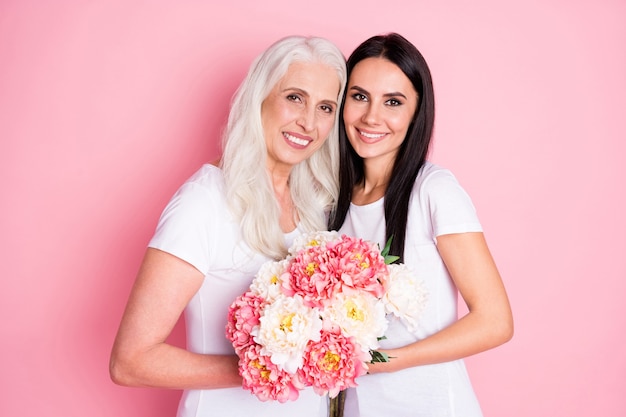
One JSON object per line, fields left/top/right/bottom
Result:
{"left": 225, "top": 231, "right": 427, "bottom": 406}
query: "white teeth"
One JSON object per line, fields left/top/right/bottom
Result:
{"left": 284, "top": 133, "right": 309, "bottom": 146}
{"left": 360, "top": 130, "right": 385, "bottom": 139}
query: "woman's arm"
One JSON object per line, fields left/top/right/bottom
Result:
{"left": 368, "top": 232, "right": 513, "bottom": 373}
{"left": 109, "top": 248, "right": 242, "bottom": 389}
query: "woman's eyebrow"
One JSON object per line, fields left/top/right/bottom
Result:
{"left": 281, "top": 87, "right": 308, "bottom": 96}
{"left": 348, "top": 85, "right": 408, "bottom": 99}
{"left": 283, "top": 87, "right": 338, "bottom": 107}
{"left": 348, "top": 85, "right": 369, "bottom": 95}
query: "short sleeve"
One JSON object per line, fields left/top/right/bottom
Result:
{"left": 419, "top": 166, "right": 483, "bottom": 237}
{"left": 148, "top": 167, "right": 222, "bottom": 275}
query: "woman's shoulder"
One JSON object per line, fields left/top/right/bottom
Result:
{"left": 183, "top": 163, "right": 225, "bottom": 190}
{"left": 411, "top": 161, "right": 479, "bottom": 224}
{"left": 411, "top": 161, "right": 477, "bottom": 207}
{"left": 413, "top": 161, "right": 459, "bottom": 191}
{"left": 166, "top": 164, "right": 227, "bottom": 211}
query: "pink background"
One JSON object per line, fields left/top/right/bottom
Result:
{"left": 2, "top": 0, "right": 625, "bottom": 416}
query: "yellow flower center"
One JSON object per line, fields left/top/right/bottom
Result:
{"left": 346, "top": 300, "right": 364, "bottom": 321}
{"left": 251, "top": 359, "right": 271, "bottom": 380}
{"left": 305, "top": 262, "right": 317, "bottom": 276}
{"left": 308, "top": 239, "right": 320, "bottom": 246}
{"left": 354, "top": 253, "right": 369, "bottom": 269}
{"left": 320, "top": 351, "right": 341, "bottom": 372}
{"left": 270, "top": 275, "right": 278, "bottom": 284}
{"left": 279, "top": 313, "right": 295, "bottom": 332}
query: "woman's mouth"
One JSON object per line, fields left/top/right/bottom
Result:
{"left": 283, "top": 132, "right": 311, "bottom": 147}
{"left": 357, "top": 128, "right": 386, "bottom": 142}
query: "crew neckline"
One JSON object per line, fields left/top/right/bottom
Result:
{"left": 284, "top": 224, "right": 303, "bottom": 237}
{"left": 350, "top": 197, "right": 384, "bottom": 208}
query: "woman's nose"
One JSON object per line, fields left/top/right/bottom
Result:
{"left": 362, "top": 104, "right": 381, "bottom": 125}
{"left": 296, "top": 106, "right": 316, "bottom": 132}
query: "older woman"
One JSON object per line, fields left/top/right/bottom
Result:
{"left": 110, "top": 35, "right": 346, "bottom": 417}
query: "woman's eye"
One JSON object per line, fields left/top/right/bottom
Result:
{"left": 351, "top": 93, "right": 368, "bottom": 102}
{"left": 319, "top": 104, "right": 335, "bottom": 114}
{"left": 385, "top": 98, "right": 402, "bottom": 106}
{"left": 286, "top": 94, "right": 302, "bottom": 103}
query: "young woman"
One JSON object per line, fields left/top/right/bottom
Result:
{"left": 110, "top": 36, "right": 346, "bottom": 417}
{"left": 329, "top": 33, "right": 513, "bottom": 416}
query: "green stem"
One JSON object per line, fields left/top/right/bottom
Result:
{"left": 328, "top": 390, "right": 346, "bottom": 417}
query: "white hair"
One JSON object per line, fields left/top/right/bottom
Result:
{"left": 220, "top": 36, "right": 346, "bottom": 259}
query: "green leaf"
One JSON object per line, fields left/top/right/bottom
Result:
{"left": 381, "top": 236, "right": 393, "bottom": 257}
{"left": 384, "top": 254, "right": 400, "bottom": 264}
{"left": 369, "top": 350, "right": 391, "bottom": 363}
{"left": 381, "top": 235, "right": 399, "bottom": 264}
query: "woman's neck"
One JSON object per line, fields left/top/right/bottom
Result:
{"left": 352, "top": 158, "right": 394, "bottom": 206}
{"left": 268, "top": 168, "right": 298, "bottom": 233}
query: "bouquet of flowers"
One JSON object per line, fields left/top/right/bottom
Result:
{"left": 225, "top": 231, "right": 427, "bottom": 414}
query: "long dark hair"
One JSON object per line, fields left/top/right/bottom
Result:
{"left": 328, "top": 33, "right": 435, "bottom": 262}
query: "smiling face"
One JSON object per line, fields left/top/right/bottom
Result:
{"left": 261, "top": 61, "right": 340, "bottom": 172}
{"left": 343, "top": 57, "right": 418, "bottom": 169}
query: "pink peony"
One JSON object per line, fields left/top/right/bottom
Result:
{"left": 238, "top": 344, "right": 305, "bottom": 403}
{"left": 226, "top": 231, "right": 424, "bottom": 403}
{"left": 299, "top": 329, "right": 370, "bottom": 398}
{"left": 328, "top": 235, "right": 388, "bottom": 298}
{"left": 225, "top": 291, "right": 265, "bottom": 353}
{"left": 282, "top": 245, "right": 342, "bottom": 309}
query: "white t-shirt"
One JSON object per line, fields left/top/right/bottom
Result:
{"left": 149, "top": 164, "right": 326, "bottom": 417}
{"left": 338, "top": 162, "right": 484, "bottom": 417}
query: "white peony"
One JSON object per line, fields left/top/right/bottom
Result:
{"left": 252, "top": 294, "right": 322, "bottom": 373}
{"left": 250, "top": 260, "right": 288, "bottom": 303}
{"left": 383, "top": 264, "right": 428, "bottom": 333}
{"left": 288, "top": 230, "right": 340, "bottom": 255}
{"left": 322, "top": 291, "right": 388, "bottom": 352}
